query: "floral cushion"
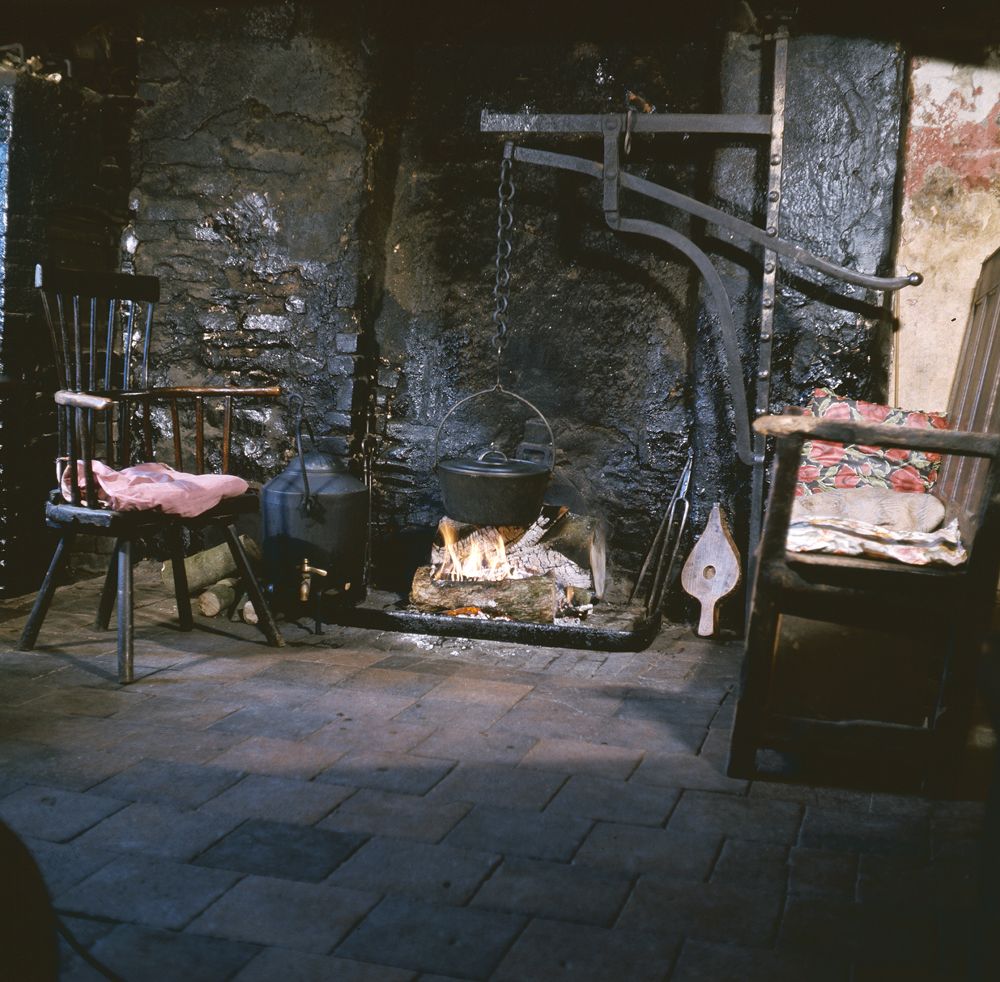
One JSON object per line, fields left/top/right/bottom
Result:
{"left": 796, "top": 388, "right": 949, "bottom": 496}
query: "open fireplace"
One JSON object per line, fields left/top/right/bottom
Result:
{"left": 1, "top": 5, "right": 916, "bottom": 646}
{"left": 319, "top": 18, "right": 911, "bottom": 646}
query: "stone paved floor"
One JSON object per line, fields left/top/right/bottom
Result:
{"left": 0, "top": 563, "right": 991, "bottom": 981}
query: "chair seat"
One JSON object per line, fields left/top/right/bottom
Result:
{"left": 784, "top": 549, "right": 963, "bottom": 580}
{"left": 769, "top": 550, "right": 965, "bottom": 628}
{"left": 45, "top": 489, "right": 261, "bottom": 531}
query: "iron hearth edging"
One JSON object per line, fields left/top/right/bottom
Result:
{"left": 325, "top": 599, "right": 661, "bottom": 652}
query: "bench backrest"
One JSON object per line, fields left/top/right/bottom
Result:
{"left": 937, "top": 246, "right": 1000, "bottom": 536}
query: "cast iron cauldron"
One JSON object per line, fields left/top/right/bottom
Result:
{"left": 261, "top": 413, "right": 368, "bottom": 604}
{"left": 435, "top": 385, "right": 554, "bottom": 527}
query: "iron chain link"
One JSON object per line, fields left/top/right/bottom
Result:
{"left": 491, "top": 149, "right": 515, "bottom": 385}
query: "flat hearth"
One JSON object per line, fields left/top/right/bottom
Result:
{"left": 326, "top": 589, "right": 659, "bottom": 651}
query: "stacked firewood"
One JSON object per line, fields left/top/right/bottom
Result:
{"left": 410, "top": 507, "right": 606, "bottom": 623}
{"left": 160, "top": 537, "right": 260, "bottom": 624}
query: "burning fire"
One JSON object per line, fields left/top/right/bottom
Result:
{"left": 434, "top": 522, "right": 514, "bottom": 582}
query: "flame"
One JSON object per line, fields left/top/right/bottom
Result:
{"left": 435, "top": 522, "right": 511, "bottom": 582}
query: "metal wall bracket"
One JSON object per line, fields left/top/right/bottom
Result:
{"left": 479, "top": 28, "right": 920, "bottom": 590}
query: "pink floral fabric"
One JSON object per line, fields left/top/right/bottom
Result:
{"left": 61, "top": 461, "right": 249, "bottom": 517}
{"left": 796, "top": 388, "right": 949, "bottom": 496}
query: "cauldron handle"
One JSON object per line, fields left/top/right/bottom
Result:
{"left": 434, "top": 384, "right": 555, "bottom": 468}
{"left": 290, "top": 397, "right": 320, "bottom": 514}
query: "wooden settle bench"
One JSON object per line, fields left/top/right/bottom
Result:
{"left": 728, "top": 244, "right": 1000, "bottom": 791}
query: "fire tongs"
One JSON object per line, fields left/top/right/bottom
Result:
{"left": 630, "top": 448, "right": 693, "bottom": 617}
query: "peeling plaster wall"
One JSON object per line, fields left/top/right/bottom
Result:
{"left": 893, "top": 52, "right": 1000, "bottom": 412}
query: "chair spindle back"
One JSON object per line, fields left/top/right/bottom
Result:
{"left": 38, "top": 265, "right": 280, "bottom": 509}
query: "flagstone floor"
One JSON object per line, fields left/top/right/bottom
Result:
{"left": 0, "top": 563, "right": 993, "bottom": 981}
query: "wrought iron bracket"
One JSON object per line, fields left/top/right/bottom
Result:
{"left": 479, "top": 28, "right": 920, "bottom": 590}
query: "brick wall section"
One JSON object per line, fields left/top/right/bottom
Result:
{"left": 131, "top": 3, "right": 371, "bottom": 476}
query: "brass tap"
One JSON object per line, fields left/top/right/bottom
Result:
{"left": 298, "top": 558, "right": 328, "bottom": 602}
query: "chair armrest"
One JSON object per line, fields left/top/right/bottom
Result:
{"left": 121, "top": 386, "right": 281, "bottom": 400}
{"left": 754, "top": 414, "right": 1000, "bottom": 460}
{"left": 115, "top": 385, "right": 281, "bottom": 476}
{"left": 54, "top": 390, "right": 116, "bottom": 411}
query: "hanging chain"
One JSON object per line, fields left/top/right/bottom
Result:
{"left": 491, "top": 142, "right": 515, "bottom": 387}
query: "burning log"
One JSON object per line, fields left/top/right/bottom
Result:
{"left": 409, "top": 566, "right": 558, "bottom": 623}
{"left": 538, "top": 513, "right": 606, "bottom": 599}
{"left": 430, "top": 508, "right": 606, "bottom": 596}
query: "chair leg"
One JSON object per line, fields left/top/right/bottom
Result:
{"left": 117, "top": 539, "right": 134, "bottom": 684}
{"left": 928, "top": 626, "right": 980, "bottom": 794}
{"left": 223, "top": 524, "right": 283, "bottom": 648}
{"left": 95, "top": 539, "right": 120, "bottom": 630}
{"left": 727, "top": 595, "right": 782, "bottom": 779}
{"left": 167, "top": 526, "right": 193, "bottom": 631}
{"left": 17, "top": 532, "right": 76, "bottom": 650}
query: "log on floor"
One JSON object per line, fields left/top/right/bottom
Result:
{"left": 197, "top": 577, "right": 239, "bottom": 617}
{"left": 160, "top": 536, "right": 261, "bottom": 595}
{"left": 409, "top": 566, "right": 558, "bottom": 623}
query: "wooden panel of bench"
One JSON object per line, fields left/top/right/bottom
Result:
{"left": 937, "top": 245, "right": 1000, "bottom": 533}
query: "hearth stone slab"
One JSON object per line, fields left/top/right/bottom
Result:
{"left": 317, "top": 788, "right": 471, "bottom": 843}
{"left": 232, "top": 948, "right": 416, "bottom": 981}
{"left": 187, "top": 875, "right": 380, "bottom": 954}
{"left": 469, "top": 855, "right": 633, "bottom": 926}
{"left": 326, "top": 589, "right": 658, "bottom": 652}
{"left": 57, "top": 854, "right": 242, "bottom": 931}
{"left": 65, "top": 924, "right": 260, "bottom": 982}
{"left": 491, "top": 918, "right": 680, "bottom": 982}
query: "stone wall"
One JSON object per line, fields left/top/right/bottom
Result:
{"left": 128, "top": 8, "right": 909, "bottom": 599}
{"left": 132, "top": 2, "right": 374, "bottom": 480}
{"left": 367, "top": 34, "right": 715, "bottom": 593}
{"left": 691, "top": 36, "right": 906, "bottom": 579}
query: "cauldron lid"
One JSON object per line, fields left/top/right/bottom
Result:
{"left": 437, "top": 449, "right": 549, "bottom": 478}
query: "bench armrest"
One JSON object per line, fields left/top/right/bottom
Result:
{"left": 754, "top": 414, "right": 1000, "bottom": 460}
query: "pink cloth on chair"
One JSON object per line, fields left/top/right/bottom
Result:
{"left": 61, "top": 461, "right": 249, "bottom": 517}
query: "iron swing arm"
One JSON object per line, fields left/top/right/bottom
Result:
{"left": 480, "top": 117, "right": 921, "bottom": 468}
{"left": 481, "top": 97, "right": 921, "bottom": 607}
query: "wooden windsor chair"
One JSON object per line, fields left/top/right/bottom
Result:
{"left": 17, "top": 265, "right": 284, "bottom": 683}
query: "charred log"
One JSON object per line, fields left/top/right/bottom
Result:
{"left": 430, "top": 509, "right": 605, "bottom": 595}
{"left": 410, "top": 566, "right": 558, "bottom": 622}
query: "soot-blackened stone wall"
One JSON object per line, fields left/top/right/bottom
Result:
{"left": 368, "top": 34, "right": 718, "bottom": 595}
{"left": 691, "top": 35, "right": 905, "bottom": 589}
{"left": 126, "top": 6, "right": 906, "bottom": 603}
{"left": 132, "top": 2, "right": 373, "bottom": 479}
